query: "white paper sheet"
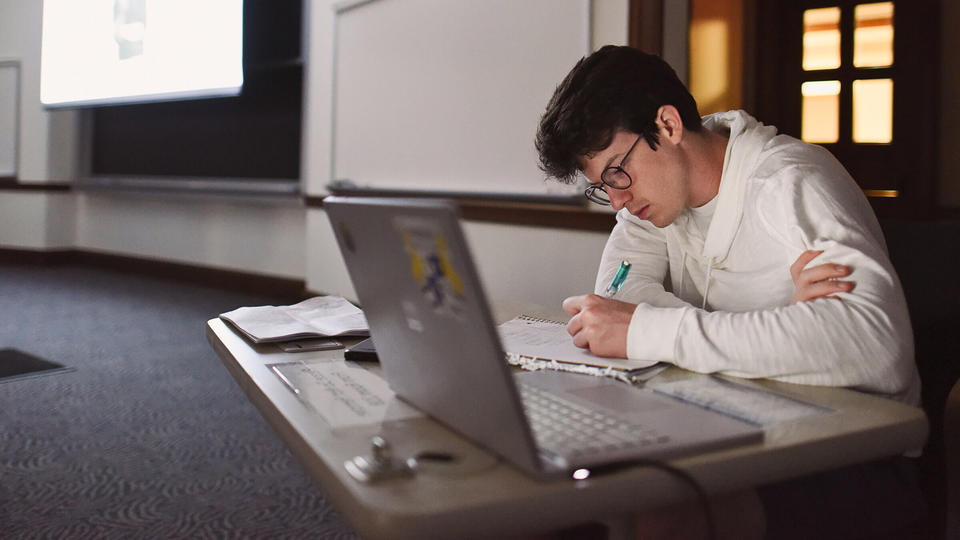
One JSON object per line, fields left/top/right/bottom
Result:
{"left": 270, "top": 360, "right": 423, "bottom": 428}
{"left": 650, "top": 376, "right": 832, "bottom": 426}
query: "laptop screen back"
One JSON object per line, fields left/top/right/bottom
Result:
{"left": 325, "top": 197, "right": 542, "bottom": 474}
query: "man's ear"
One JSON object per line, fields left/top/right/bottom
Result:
{"left": 656, "top": 105, "right": 684, "bottom": 144}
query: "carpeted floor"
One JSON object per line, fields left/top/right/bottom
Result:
{"left": 0, "top": 263, "right": 361, "bottom": 539}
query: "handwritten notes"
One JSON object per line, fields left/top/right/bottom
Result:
{"left": 270, "top": 360, "right": 423, "bottom": 428}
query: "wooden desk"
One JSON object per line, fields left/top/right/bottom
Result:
{"left": 206, "top": 318, "right": 927, "bottom": 540}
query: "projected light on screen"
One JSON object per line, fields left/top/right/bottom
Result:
{"left": 40, "top": 0, "right": 243, "bottom": 108}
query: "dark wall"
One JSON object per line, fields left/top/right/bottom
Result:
{"left": 90, "top": 0, "right": 303, "bottom": 180}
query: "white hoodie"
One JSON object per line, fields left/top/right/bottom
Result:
{"left": 594, "top": 110, "right": 919, "bottom": 404}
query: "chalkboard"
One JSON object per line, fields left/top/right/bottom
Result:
{"left": 0, "top": 60, "right": 18, "bottom": 177}
{"left": 331, "top": 0, "right": 591, "bottom": 201}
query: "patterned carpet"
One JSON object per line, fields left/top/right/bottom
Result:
{"left": 0, "top": 263, "right": 361, "bottom": 539}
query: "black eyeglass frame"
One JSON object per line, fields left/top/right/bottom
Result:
{"left": 583, "top": 134, "right": 643, "bottom": 206}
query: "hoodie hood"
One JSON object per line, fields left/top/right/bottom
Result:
{"left": 668, "top": 110, "right": 778, "bottom": 267}
{"left": 665, "top": 110, "right": 778, "bottom": 308}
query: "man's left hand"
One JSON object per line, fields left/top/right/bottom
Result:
{"left": 790, "top": 250, "right": 854, "bottom": 304}
{"left": 562, "top": 294, "right": 636, "bottom": 358}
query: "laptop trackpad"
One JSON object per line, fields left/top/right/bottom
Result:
{"left": 565, "top": 384, "right": 673, "bottom": 414}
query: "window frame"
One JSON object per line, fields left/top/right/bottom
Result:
{"left": 752, "top": 0, "right": 940, "bottom": 218}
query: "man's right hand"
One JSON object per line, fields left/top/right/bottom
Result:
{"left": 790, "top": 250, "right": 854, "bottom": 304}
{"left": 562, "top": 294, "right": 635, "bottom": 358}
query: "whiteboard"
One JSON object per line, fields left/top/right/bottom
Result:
{"left": 332, "top": 0, "right": 591, "bottom": 199}
{"left": 0, "top": 61, "right": 18, "bottom": 177}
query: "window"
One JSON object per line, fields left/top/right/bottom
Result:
{"left": 853, "top": 2, "right": 894, "bottom": 68}
{"left": 803, "top": 7, "right": 841, "bottom": 70}
{"left": 851, "top": 78, "right": 892, "bottom": 143}
{"left": 799, "top": 3, "right": 894, "bottom": 148}
{"left": 752, "top": 0, "right": 939, "bottom": 217}
{"left": 801, "top": 80, "right": 841, "bottom": 144}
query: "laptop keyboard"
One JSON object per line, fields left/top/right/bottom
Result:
{"left": 518, "top": 382, "right": 670, "bottom": 460}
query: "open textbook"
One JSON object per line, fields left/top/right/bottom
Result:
{"left": 498, "top": 315, "right": 663, "bottom": 384}
{"left": 220, "top": 296, "right": 369, "bottom": 344}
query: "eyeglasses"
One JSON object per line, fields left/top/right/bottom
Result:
{"left": 584, "top": 134, "right": 642, "bottom": 206}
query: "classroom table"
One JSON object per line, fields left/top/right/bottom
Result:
{"left": 206, "top": 316, "right": 927, "bottom": 540}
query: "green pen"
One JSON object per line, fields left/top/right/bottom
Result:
{"left": 603, "top": 260, "right": 632, "bottom": 298}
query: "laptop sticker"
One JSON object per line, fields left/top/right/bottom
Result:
{"left": 394, "top": 216, "right": 466, "bottom": 318}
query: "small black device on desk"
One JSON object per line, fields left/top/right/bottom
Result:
{"left": 345, "top": 337, "right": 378, "bottom": 362}
{"left": 278, "top": 338, "right": 343, "bottom": 353}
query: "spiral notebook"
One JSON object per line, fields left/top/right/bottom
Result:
{"left": 498, "top": 315, "right": 664, "bottom": 384}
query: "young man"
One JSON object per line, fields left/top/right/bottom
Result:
{"left": 536, "top": 45, "right": 918, "bottom": 405}
{"left": 535, "top": 46, "right": 925, "bottom": 539}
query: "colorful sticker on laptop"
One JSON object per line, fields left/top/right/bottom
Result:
{"left": 394, "top": 216, "right": 465, "bottom": 317}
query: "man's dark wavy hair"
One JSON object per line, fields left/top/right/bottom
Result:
{"left": 535, "top": 45, "right": 703, "bottom": 183}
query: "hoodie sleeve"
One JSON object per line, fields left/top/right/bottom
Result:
{"left": 595, "top": 210, "right": 695, "bottom": 309}
{"left": 625, "top": 152, "right": 918, "bottom": 403}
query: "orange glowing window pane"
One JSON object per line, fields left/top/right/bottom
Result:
{"left": 803, "top": 7, "right": 841, "bottom": 70}
{"left": 854, "top": 2, "right": 894, "bottom": 68}
{"left": 853, "top": 78, "right": 893, "bottom": 143}
{"left": 802, "top": 81, "right": 841, "bottom": 143}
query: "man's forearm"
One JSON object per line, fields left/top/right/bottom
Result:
{"left": 627, "top": 296, "right": 916, "bottom": 399}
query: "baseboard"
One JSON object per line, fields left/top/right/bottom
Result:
{"left": 0, "top": 247, "right": 308, "bottom": 300}
{"left": 0, "top": 248, "right": 75, "bottom": 265}
{"left": 0, "top": 179, "right": 72, "bottom": 191}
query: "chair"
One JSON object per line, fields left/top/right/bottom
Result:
{"left": 945, "top": 378, "right": 960, "bottom": 539}
{"left": 881, "top": 219, "right": 960, "bottom": 539}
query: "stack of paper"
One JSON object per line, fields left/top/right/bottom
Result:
{"left": 220, "top": 296, "right": 369, "bottom": 344}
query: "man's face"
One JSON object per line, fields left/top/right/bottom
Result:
{"left": 580, "top": 128, "right": 690, "bottom": 228}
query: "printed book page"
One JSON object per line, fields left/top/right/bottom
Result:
{"left": 220, "top": 296, "right": 369, "bottom": 343}
{"left": 498, "top": 316, "right": 657, "bottom": 372}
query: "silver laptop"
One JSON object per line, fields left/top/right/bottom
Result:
{"left": 325, "top": 196, "right": 762, "bottom": 479}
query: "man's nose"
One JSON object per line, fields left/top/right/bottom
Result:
{"left": 608, "top": 187, "right": 631, "bottom": 210}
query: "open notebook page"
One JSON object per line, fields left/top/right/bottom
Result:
{"left": 497, "top": 316, "right": 657, "bottom": 372}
